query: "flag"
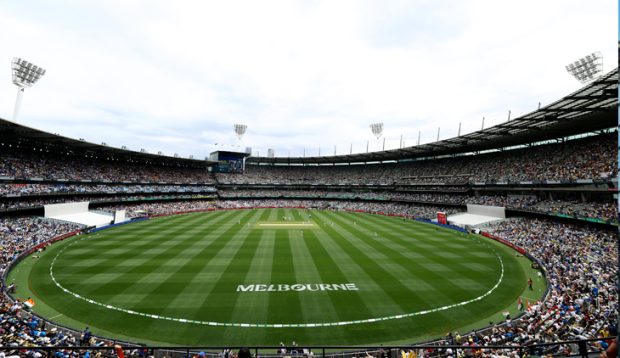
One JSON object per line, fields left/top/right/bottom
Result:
{"left": 24, "top": 298, "right": 35, "bottom": 308}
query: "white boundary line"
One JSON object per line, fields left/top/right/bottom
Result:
{"left": 49, "top": 231, "right": 505, "bottom": 328}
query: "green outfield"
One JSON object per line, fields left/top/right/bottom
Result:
{"left": 8, "top": 208, "right": 543, "bottom": 346}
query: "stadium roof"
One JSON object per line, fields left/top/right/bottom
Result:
{"left": 0, "top": 118, "right": 217, "bottom": 167}
{"left": 0, "top": 68, "right": 616, "bottom": 167}
{"left": 248, "top": 68, "right": 618, "bottom": 165}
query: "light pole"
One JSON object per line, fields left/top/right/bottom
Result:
{"left": 11, "top": 57, "right": 46, "bottom": 121}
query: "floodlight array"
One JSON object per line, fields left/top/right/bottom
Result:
{"left": 234, "top": 124, "right": 247, "bottom": 140}
{"left": 370, "top": 122, "right": 384, "bottom": 139}
{"left": 12, "top": 57, "right": 46, "bottom": 88}
{"left": 565, "top": 52, "right": 603, "bottom": 83}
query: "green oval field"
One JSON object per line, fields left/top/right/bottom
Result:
{"left": 9, "top": 208, "right": 537, "bottom": 346}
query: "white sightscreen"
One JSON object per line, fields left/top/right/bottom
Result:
{"left": 44, "top": 201, "right": 113, "bottom": 227}
{"left": 466, "top": 204, "right": 506, "bottom": 219}
{"left": 44, "top": 201, "right": 90, "bottom": 217}
{"left": 114, "top": 210, "right": 127, "bottom": 224}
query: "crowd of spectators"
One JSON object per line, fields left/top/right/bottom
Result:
{"left": 526, "top": 199, "right": 617, "bottom": 222}
{"left": 475, "top": 218, "right": 617, "bottom": 353}
{"left": 383, "top": 193, "right": 537, "bottom": 206}
{"left": 217, "top": 133, "right": 616, "bottom": 185}
{"left": 215, "top": 199, "right": 460, "bottom": 220}
{"left": 0, "top": 132, "right": 615, "bottom": 228}
{"left": 0, "top": 217, "right": 84, "bottom": 352}
{"left": 0, "top": 194, "right": 216, "bottom": 212}
{"left": 395, "top": 185, "right": 469, "bottom": 192}
{"left": 217, "top": 190, "right": 617, "bottom": 222}
{"left": 218, "top": 190, "right": 387, "bottom": 200}
{"left": 0, "top": 151, "right": 215, "bottom": 184}
{"left": 0, "top": 296, "right": 114, "bottom": 350}
{"left": 1, "top": 186, "right": 615, "bottom": 223}
{"left": 100, "top": 200, "right": 458, "bottom": 221}
{"left": 0, "top": 217, "right": 133, "bottom": 356}
{"left": 391, "top": 193, "right": 617, "bottom": 222}
{"left": 0, "top": 184, "right": 216, "bottom": 197}
{"left": 101, "top": 200, "right": 219, "bottom": 218}
{"left": 0, "top": 217, "right": 82, "bottom": 278}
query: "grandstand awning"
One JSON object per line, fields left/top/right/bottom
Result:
{"left": 247, "top": 68, "right": 618, "bottom": 165}
{"left": 0, "top": 118, "right": 218, "bottom": 168}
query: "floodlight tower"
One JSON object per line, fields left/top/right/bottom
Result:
{"left": 11, "top": 57, "right": 46, "bottom": 121}
{"left": 370, "top": 122, "right": 383, "bottom": 140}
{"left": 234, "top": 124, "right": 247, "bottom": 141}
{"left": 565, "top": 52, "right": 603, "bottom": 83}
{"left": 370, "top": 122, "right": 383, "bottom": 151}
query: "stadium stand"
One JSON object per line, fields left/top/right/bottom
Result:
{"left": 217, "top": 133, "right": 617, "bottom": 185}
{"left": 0, "top": 184, "right": 216, "bottom": 195}
{"left": 0, "top": 69, "right": 617, "bottom": 355}
{"left": 0, "top": 152, "right": 215, "bottom": 184}
{"left": 216, "top": 190, "right": 617, "bottom": 223}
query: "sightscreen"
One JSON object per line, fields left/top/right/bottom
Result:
{"left": 44, "top": 201, "right": 90, "bottom": 218}
{"left": 466, "top": 204, "right": 506, "bottom": 219}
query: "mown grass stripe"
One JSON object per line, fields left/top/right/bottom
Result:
{"left": 286, "top": 227, "right": 341, "bottom": 323}
{"left": 137, "top": 209, "right": 271, "bottom": 344}
{"left": 318, "top": 213, "right": 450, "bottom": 311}
{"left": 65, "top": 213, "right": 218, "bottom": 254}
{"left": 55, "top": 211, "right": 235, "bottom": 275}
{"left": 341, "top": 212, "right": 481, "bottom": 255}
{"left": 336, "top": 212, "right": 497, "bottom": 279}
{"left": 188, "top": 209, "right": 273, "bottom": 322}
{"left": 69, "top": 210, "right": 248, "bottom": 302}
{"left": 299, "top": 227, "right": 381, "bottom": 340}
{"left": 349, "top": 212, "right": 492, "bottom": 257}
{"left": 122, "top": 210, "right": 258, "bottom": 317}
{"left": 347, "top": 212, "right": 498, "bottom": 286}
{"left": 266, "top": 223, "right": 304, "bottom": 325}
{"left": 351, "top": 215, "right": 503, "bottom": 303}
{"left": 221, "top": 221, "right": 276, "bottom": 342}
{"left": 314, "top": 210, "right": 440, "bottom": 311}
{"left": 327, "top": 212, "right": 497, "bottom": 299}
{"left": 55, "top": 211, "right": 238, "bottom": 288}
{"left": 308, "top": 211, "right": 419, "bottom": 315}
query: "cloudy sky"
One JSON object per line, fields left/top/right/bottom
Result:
{"left": 0, "top": 0, "right": 617, "bottom": 158}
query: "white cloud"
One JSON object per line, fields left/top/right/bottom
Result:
{"left": 0, "top": 0, "right": 616, "bottom": 158}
